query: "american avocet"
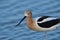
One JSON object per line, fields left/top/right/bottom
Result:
{"left": 16, "top": 10, "right": 60, "bottom": 40}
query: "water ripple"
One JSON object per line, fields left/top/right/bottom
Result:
{"left": 0, "top": 0, "right": 60, "bottom": 40}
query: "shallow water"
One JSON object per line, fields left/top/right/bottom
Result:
{"left": 0, "top": 0, "right": 60, "bottom": 40}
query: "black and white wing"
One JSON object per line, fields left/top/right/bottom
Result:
{"left": 36, "top": 16, "right": 60, "bottom": 28}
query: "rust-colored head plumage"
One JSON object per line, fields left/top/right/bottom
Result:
{"left": 25, "top": 9, "right": 32, "bottom": 17}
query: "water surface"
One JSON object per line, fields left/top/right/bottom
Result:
{"left": 0, "top": 0, "right": 60, "bottom": 40}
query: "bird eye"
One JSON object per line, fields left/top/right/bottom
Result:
{"left": 28, "top": 13, "right": 30, "bottom": 15}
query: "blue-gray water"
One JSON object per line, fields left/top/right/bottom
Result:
{"left": 0, "top": 0, "right": 60, "bottom": 40}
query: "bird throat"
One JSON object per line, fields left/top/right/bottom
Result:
{"left": 26, "top": 16, "right": 33, "bottom": 24}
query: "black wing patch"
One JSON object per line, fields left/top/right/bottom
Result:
{"left": 37, "top": 19, "right": 60, "bottom": 28}
{"left": 37, "top": 16, "right": 50, "bottom": 22}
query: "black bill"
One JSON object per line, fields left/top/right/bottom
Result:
{"left": 16, "top": 16, "right": 26, "bottom": 26}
